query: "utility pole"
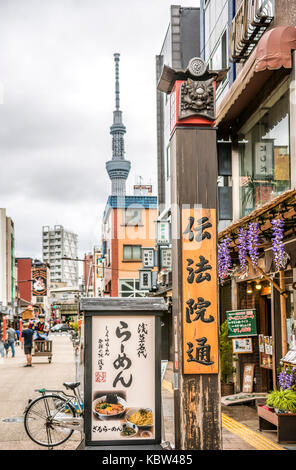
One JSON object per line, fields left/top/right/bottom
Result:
{"left": 157, "top": 57, "right": 226, "bottom": 450}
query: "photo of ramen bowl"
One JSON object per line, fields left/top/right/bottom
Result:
{"left": 125, "top": 407, "right": 153, "bottom": 428}
{"left": 120, "top": 422, "right": 138, "bottom": 438}
{"left": 93, "top": 394, "right": 127, "bottom": 420}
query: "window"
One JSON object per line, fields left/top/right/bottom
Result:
{"left": 124, "top": 208, "right": 142, "bottom": 226}
{"left": 123, "top": 245, "right": 141, "bottom": 261}
{"left": 118, "top": 279, "right": 146, "bottom": 298}
{"left": 239, "top": 87, "right": 290, "bottom": 217}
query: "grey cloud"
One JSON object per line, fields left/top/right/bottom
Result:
{"left": 0, "top": 0, "right": 196, "bottom": 257}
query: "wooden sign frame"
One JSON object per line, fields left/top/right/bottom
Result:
{"left": 232, "top": 338, "right": 253, "bottom": 354}
{"left": 242, "top": 363, "right": 255, "bottom": 393}
{"left": 81, "top": 298, "right": 167, "bottom": 448}
{"left": 182, "top": 208, "right": 218, "bottom": 374}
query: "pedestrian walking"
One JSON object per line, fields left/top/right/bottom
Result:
{"left": 22, "top": 322, "right": 34, "bottom": 367}
{"left": 4, "top": 323, "right": 17, "bottom": 357}
{"left": 0, "top": 327, "right": 5, "bottom": 359}
{"left": 15, "top": 328, "right": 20, "bottom": 346}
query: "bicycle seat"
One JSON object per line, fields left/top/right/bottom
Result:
{"left": 63, "top": 381, "right": 80, "bottom": 390}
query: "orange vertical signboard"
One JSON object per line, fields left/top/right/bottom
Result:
{"left": 182, "top": 208, "right": 218, "bottom": 374}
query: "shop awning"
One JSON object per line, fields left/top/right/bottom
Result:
{"left": 255, "top": 25, "right": 296, "bottom": 72}
{"left": 217, "top": 26, "right": 296, "bottom": 133}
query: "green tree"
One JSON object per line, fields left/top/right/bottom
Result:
{"left": 219, "top": 320, "right": 236, "bottom": 384}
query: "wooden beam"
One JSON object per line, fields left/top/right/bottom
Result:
{"left": 245, "top": 255, "right": 288, "bottom": 299}
{"left": 171, "top": 127, "right": 221, "bottom": 450}
{"left": 280, "top": 271, "right": 288, "bottom": 357}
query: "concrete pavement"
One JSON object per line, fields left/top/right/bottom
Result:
{"left": 0, "top": 333, "right": 81, "bottom": 450}
{"left": 0, "top": 334, "right": 291, "bottom": 451}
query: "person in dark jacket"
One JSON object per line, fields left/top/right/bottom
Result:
{"left": 22, "top": 322, "right": 34, "bottom": 367}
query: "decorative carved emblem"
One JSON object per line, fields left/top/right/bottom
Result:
{"left": 187, "top": 57, "right": 208, "bottom": 78}
{"left": 179, "top": 77, "right": 215, "bottom": 121}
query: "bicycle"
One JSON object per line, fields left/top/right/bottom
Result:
{"left": 24, "top": 381, "right": 84, "bottom": 448}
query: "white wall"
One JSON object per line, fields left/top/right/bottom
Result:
{"left": 0, "top": 209, "right": 7, "bottom": 306}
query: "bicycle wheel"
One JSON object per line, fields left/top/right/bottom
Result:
{"left": 24, "top": 394, "right": 75, "bottom": 447}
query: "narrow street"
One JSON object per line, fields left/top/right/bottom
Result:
{"left": 0, "top": 333, "right": 81, "bottom": 450}
{"left": 0, "top": 333, "right": 290, "bottom": 451}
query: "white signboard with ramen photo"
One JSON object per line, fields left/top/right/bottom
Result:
{"left": 91, "top": 315, "right": 156, "bottom": 442}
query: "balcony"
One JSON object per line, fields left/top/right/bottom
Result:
{"left": 230, "top": 0, "right": 274, "bottom": 63}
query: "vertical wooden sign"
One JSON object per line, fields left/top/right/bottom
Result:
{"left": 182, "top": 208, "right": 218, "bottom": 374}
{"left": 158, "top": 56, "right": 222, "bottom": 450}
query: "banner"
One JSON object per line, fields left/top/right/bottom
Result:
{"left": 32, "top": 267, "right": 47, "bottom": 297}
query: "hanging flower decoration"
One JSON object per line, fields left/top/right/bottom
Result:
{"left": 237, "top": 227, "right": 248, "bottom": 273}
{"left": 218, "top": 235, "right": 232, "bottom": 285}
{"left": 278, "top": 367, "right": 296, "bottom": 391}
{"left": 271, "top": 218, "right": 285, "bottom": 271}
{"left": 248, "top": 222, "right": 260, "bottom": 267}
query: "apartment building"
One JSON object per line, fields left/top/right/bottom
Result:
{"left": 0, "top": 209, "right": 16, "bottom": 318}
{"left": 42, "top": 225, "right": 78, "bottom": 287}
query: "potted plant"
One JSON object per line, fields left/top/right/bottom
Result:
{"left": 69, "top": 321, "right": 79, "bottom": 339}
{"left": 266, "top": 389, "right": 296, "bottom": 414}
{"left": 220, "top": 320, "right": 237, "bottom": 396}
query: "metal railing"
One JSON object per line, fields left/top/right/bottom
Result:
{"left": 230, "top": 0, "right": 274, "bottom": 63}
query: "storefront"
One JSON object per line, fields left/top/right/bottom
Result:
{"left": 218, "top": 189, "right": 296, "bottom": 393}
{"left": 215, "top": 25, "right": 296, "bottom": 394}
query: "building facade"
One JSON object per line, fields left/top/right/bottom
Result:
{"left": 16, "top": 257, "right": 51, "bottom": 320}
{"left": 203, "top": 0, "right": 296, "bottom": 392}
{"left": 0, "top": 209, "right": 16, "bottom": 319}
{"left": 156, "top": 5, "right": 200, "bottom": 214}
{"left": 154, "top": 0, "right": 296, "bottom": 384}
{"left": 102, "top": 193, "right": 158, "bottom": 297}
{"left": 82, "top": 248, "right": 104, "bottom": 297}
{"left": 101, "top": 54, "right": 158, "bottom": 298}
{"left": 42, "top": 225, "right": 78, "bottom": 287}
{"left": 154, "top": 6, "right": 201, "bottom": 313}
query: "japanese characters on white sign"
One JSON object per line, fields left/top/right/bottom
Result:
{"left": 91, "top": 315, "right": 155, "bottom": 442}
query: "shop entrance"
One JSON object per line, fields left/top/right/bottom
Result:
{"left": 259, "top": 293, "right": 273, "bottom": 392}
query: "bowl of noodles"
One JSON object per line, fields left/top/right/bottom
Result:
{"left": 93, "top": 394, "right": 127, "bottom": 420}
{"left": 125, "top": 408, "right": 153, "bottom": 428}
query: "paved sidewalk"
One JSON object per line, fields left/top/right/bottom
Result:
{"left": 1, "top": 342, "right": 293, "bottom": 451}
{"left": 161, "top": 362, "right": 293, "bottom": 451}
{"left": 0, "top": 334, "right": 81, "bottom": 450}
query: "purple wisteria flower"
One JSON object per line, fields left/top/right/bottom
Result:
{"left": 271, "top": 218, "right": 284, "bottom": 271}
{"left": 278, "top": 368, "right": 296, "bottom": 391}
{"left": 248, "top": 222, "right": 260, "bottom": 266}
{"left": 218, "top": 236, "right": 232, "bottom": 285}
{"left": 237, "top": 227, "right": 248, "bottom": 273}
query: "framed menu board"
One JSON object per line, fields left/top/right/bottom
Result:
{"left": 81, "top": 298, "right": 166, "bottom": 447}
{"left": 227, "top": 310, "right": 257, "bottom": 338}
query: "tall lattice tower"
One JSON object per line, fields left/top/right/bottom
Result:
{"left": 106, "top": 53, "right": 131, "bottom": 196}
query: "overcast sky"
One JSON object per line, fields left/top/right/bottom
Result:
{"left": 0, "top": 0, "right": 199, "bottom": 260}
